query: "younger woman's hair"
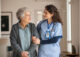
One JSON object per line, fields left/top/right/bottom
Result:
{"left": 45, "top": 4, "right": 63, "bottom": 25}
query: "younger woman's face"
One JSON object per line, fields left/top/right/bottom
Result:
{"left": 43, "top": 9, "right": 53, "bottom": 19}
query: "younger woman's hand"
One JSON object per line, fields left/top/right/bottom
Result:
{"left": 32, "top": 36, "right": 40, "bottom": 44}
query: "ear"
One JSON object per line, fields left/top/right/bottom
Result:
{"left": 20, "top": 16, "right": 24, "bottom": 20}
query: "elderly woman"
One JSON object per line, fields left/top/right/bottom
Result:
{"left": 10, "top": 7, "right": 39, "bottom": 57}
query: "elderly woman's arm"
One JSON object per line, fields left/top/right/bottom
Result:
{"left": 27, "top": 23, "right": 39, "bottom": 55}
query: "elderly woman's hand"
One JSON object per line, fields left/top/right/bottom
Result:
{"left": 21, "top": 51, "right": 29, "bottom": 57}
{"left": 32, "top": 36, "right": 40, "bottom": 44}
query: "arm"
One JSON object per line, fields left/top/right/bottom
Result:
{"left": 38, "top": 23, "right": 63, "bottom": 44}
{"left": 27, "top": 24, "right": 39, "bottom": 54}
{"left": 10, "top": 25, "right": 23, "bottom": 54}
{"left": 40, "top": 36, "right": 63, "bottom": 44}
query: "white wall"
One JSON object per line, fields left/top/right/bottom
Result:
{"left": 1, "top": 0, "right": 67, "bottom": 57}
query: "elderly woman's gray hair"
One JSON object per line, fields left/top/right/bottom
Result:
{"left": 16, "top": 7, "right": 30, "bottom": 20}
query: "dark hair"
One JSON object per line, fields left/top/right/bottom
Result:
{"left": 45, "top": 4, "right": 63, "bottom": 25}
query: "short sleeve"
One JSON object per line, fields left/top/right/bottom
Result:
{"left": 37, "top": 20, "right": 47, "bottom": 32}
{"left": 54, "top": 23, "right": 63, "bottom": 37}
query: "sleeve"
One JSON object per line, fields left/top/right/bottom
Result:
{"left": 37, "top": 19, "right": 47, "bottom": 32}
{"left": 37, "top": 20, "right": 47, "bottom": 40}
{"left": 40, "top": 23, "right": 63, "bottom": 44}
{"left": 27, "top": 24, "right": 39, "bottom": 55}
{"left": 54, "top": 23, "right": 63, "bottom": 37}
{"left": 32, "top": 24, "right": 39, "bottom": 38}
{"left": 10, "top": 25, "right": 23, "bottom": 54}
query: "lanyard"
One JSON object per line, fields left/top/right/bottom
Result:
{"left": 45, "top": 21, "right": 54, "bottom": 39}
{"left": 47, "top": 21, "right": 54, "bottom": 31}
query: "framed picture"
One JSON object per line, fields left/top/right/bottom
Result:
{"left": 1, "top": 12, "right": 12, "bottom": 35}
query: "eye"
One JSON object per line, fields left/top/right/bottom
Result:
{"left": 44, "top": 11, "right": 47, "bottom": 15}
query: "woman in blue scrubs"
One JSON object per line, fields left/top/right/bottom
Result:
{"left": 32, "top": 4, "right": 63, "bottom": 57}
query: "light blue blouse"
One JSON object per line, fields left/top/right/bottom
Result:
{"left": 19, "top": 24, "right": 31, "bottom": 57}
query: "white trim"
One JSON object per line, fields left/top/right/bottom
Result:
{"left": 67, "top": 0, "right": 72, "bottom": 53}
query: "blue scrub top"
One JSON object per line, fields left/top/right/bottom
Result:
{"left": 37, "top": 20, "right": 63, "bottom": 57}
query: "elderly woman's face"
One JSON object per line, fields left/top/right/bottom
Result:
{"left": 21, "top": 11, "right": 31, "bottom": 23}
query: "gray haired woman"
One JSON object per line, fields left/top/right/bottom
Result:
{"left": 10, "top": 7, "right": 39, "bottom": 57}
